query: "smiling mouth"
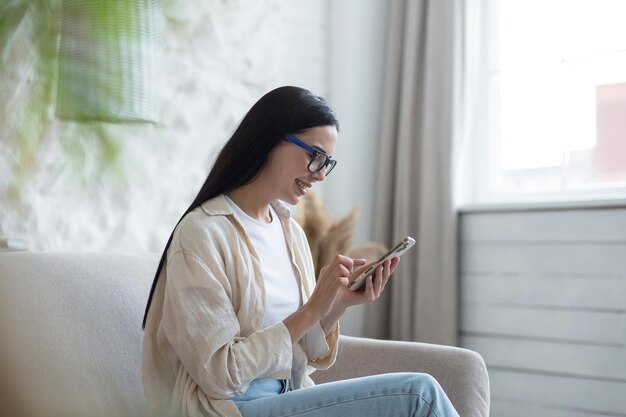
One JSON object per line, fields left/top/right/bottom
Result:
{"left": 295, "top": 179, "right": 310, "bottom": 194}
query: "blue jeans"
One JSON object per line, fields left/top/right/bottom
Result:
{"left": 231, "top": 373, "right": 459, "bottom": 417}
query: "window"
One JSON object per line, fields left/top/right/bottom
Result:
{"left": 466, "top": 0, "right": 626, "bottom": 204}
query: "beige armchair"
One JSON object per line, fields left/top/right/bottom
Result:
{"left": 0, "top": 252, "right": 489, "bottom": 417}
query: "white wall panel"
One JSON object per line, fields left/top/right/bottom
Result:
{"left": 460, "top": 206, "right": 626, "bottom": 417}
{"left": 489, "top": 369, "right": 626, "bottom": 416}
{"left": 463, "top": 273, "right": 626, "bottom": 310}
{"left": 461, "top": 335, "right": 626, "bottom": 380}
{"left": 461, "top": 208, "right": 626, "bottom": 242}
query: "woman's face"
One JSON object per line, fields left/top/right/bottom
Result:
{"left": 262, "top": 125, "right": 338, "bottom": 205}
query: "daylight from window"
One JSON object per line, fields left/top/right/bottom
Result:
{"left": 490, "top": 0, "right": 626, "bottom": 199}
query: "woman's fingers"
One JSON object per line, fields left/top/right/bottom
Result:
{"left": 389, "top": 256, "right": 400, "bottom": 273}
{"left": 369, "top": 260, "right": 392, "bottom": 299}
{"left": 362, "top": 264, "right": 380, "bottom": 301}
{"left": 318, "top": 255, "right": 353, "bottom": 284}
{"left": 338, "top": 256, "right": 402, "bottom": 308}
{"left": 310, "top": 257, "right": 352, "bottom": 318}
{"left": 318, "top": 255, "right": 397, "bottom": 308}
{"left": 315, "top": 256, "right": 351, "bottom": 289}
{"left": 374, "top": 265, "right": 384, "bottom": 295}
{"left": 334, "top": 263, "right": 351, "bottom": 277}
{"left": 348, "top": 260, "right": 370, "bottom": 278}
{"left": 364, "top": 274, "right": 375, "bottom": 301}
{"left": 331, "top": 254, "right": 355, "bottom": 276}
{"left": 381, "top": 259, "right": 392, "bottom": 289}
{"left": 334, "top": 265, "right": 351, "bottom": 288}
{"left": 373, "top": 267, "right": 384, "bottom": 295}
{"left": 377, "top": 257, "right": 398, "bottom": 293}
{"left": 353, "top": 258, "right": 367, "bottom": 268}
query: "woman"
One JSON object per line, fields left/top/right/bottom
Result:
{"left": 142, "top": 86, "right": 459, "bottom": 417}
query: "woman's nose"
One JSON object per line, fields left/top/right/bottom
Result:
{"left": 311, "top": 169, "right": 326, "bottom": 182}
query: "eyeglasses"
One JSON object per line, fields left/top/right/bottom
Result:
{"left": 284, "top": 134, "right": 337, "bottom": 176}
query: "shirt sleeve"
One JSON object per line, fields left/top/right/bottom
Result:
{"left": 161, "top": 248, "right": 293, "bottom": 399}
{"left": 300, "top": 321, "right": 328, "bottom": 359}
{"left": 305, "top": 321, "right": 339, "bottom": 370}
{"left": 289, "top": 220, "right": 340, "bottom": 370}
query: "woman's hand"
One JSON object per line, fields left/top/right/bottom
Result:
{"left": 288, "top": 255, "right": 400, "bottom": 342}
{"left": 305, "top": 254, "right": 356, "bottom": 320}
{"left": 339, "top": 256, "right": 400, "bottom": 308}
{"left": 284, "top": 254, "right": 357, "bottom": 343}
{"left": 316, "top": 256, "right": 400, "bottom": 336}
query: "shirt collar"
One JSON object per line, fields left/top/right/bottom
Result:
{"left": 270, "top": 199, "right": 291, "bottom": 219}
{"left": 201, "top": 194, "right": 291, "bottom": 220}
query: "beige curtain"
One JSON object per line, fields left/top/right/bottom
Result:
{"left": 364, "top": 0, "right": 464, "bottom": 346}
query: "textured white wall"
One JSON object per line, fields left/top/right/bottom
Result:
{"left": 0, "top": 0, "right": 330, "bottom": 252}
{"left": 326, "top": 0, "right": 389, "bottom": 245}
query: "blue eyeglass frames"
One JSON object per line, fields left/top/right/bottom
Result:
{"left": 284, "top": 134, "right": 337, "bottom": 176}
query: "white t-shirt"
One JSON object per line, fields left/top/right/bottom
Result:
{"left": 224, "top": 196, "right": 300, "bottom": 329}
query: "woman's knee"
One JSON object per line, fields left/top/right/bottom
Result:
{"left": 403, "top": 372, "right": 446, "bottom": 398}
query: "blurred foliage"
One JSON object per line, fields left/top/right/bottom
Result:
{"left": 56, "top": 0, "right": 160, "bottom": 122}
{"left": 0, "top": 0, "right": 149, "bottom": 192}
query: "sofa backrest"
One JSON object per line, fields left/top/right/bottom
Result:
{"left": 0, "top": 252, "right": 158, "bottom": 417}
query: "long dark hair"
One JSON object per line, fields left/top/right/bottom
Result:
{"left": 142, "top": 86, "right": 339, "bottom": 329}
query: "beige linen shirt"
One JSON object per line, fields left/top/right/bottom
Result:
{"left": 142, "top": 195, "right": 339, "bottom": 417}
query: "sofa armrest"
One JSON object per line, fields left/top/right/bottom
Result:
{"left": 311, "top": 335, "right": 490, "bottom": 417}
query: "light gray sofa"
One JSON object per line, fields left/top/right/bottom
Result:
{"left": 0, "top": 252, "right": 489, "bottom": 417}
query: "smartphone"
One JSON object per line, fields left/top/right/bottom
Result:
{"left": 349, "top": 236, "right": 416, "bottom": 291}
